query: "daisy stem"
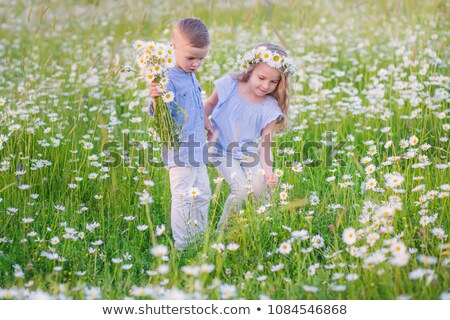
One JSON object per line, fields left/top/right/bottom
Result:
{"left": 145, "top": 204, "right": 156, "bottom": 246}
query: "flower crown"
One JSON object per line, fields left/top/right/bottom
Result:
{"left": 237, "top": 46, "right": 296, "bottom": 76}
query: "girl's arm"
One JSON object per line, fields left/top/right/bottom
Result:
{"left": 204, "top": 90, "right": 218, "bottom": 117}
{"left": 203, "top": 90, "right": 219, "bottom": 140}
{"left": 259, "top": 120, "right": 278, "bottom": 186}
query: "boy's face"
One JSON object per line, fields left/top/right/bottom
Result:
{"left": 173, "top": 31, "right": 209, "bottom": 73}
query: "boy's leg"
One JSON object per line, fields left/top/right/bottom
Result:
{"left": 168, "top": 166, "right": 196, "bottom": 249}
{"left": 191, "top": 165, "right": 211, "bottom": 236}
{"left": 213, "top": 157, "right": 247, "bottom": 227}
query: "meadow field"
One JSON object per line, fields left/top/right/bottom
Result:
{"left": 0, "top": 0, "right": 449, "bottom": 300}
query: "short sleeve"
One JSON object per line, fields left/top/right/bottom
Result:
{"left": 214, "top": 74, "right": 236, "bottom": 107}
{"left": 261, "top": 97, "right": 284, "bottom": 131}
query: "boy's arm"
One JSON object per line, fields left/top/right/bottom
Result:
{"left": 259, "top": 120, "right": 278, "bottom": 186}
{"left": 147, "top": 82, "right": 172, "bottom": 117}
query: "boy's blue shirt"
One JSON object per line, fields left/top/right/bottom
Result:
{"left": 148, "top": 67, "right": 207, "bottom": 168}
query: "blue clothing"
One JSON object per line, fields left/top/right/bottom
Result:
{"left": 211, "top": 74, "right": 284, "bottom": 160}
{"left": 148, "top": 67, "right": 206, "bottom": 168}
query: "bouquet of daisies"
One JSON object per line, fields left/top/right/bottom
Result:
{"left": 119, "top": 40, "right": 182, "bottom": 148}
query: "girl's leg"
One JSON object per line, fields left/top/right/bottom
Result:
{"left": 243, "top": 161, "right": 268, "bottom": 201}
{"left": 213, "top": 156, "right": 247, "bottom": 228}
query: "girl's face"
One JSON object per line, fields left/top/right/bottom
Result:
{"left": 247, "top": 63, "right": 282, "bottom": 98}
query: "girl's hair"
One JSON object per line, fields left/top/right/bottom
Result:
{"left": 233, "top": 43, "right": 290, "bottom": 132}
{"left": 175, "top": 18, "right": 210, "bottom": 48}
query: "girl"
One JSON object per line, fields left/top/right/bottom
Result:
{"left": 204, "top": 43, "right": 294, "bottom": 228}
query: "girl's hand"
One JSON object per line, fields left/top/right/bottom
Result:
{"left": 204, "top": 118, "right": 214, "bottom": 141}
{"left": 149, "top": 82, "right": 164, "bottom": 98}
{"left": 265, "top": 172, "right": 278, "bottom": 187}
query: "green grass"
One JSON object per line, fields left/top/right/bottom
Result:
{"left": 0, "top": 0, "right": 449, "bottom": 300}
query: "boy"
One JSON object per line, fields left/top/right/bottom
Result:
{"left": 148, "top": 18, "right": 211, "bottom": 249}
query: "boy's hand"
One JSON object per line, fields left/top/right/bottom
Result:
{"left": 149, "top": 82, "right": 164, "bottom": 98}
{"left": 204, "top": 118, "right": 214, "bottom": 141}
{"left": 265, "top": 172, "right": 278, "bottom": 187}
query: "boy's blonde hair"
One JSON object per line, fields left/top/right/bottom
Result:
{"left": 174, "top": 18, "right": 210, "bottom": 48}
{"left": 234, "top": 43, "right": 291, "bottom": 132}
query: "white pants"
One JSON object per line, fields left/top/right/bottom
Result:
{"left": 211, "top": 156, "right": 267, "bottom": 227}
{"left": 169, "top": 165, "right": 211, "bottom": 249}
